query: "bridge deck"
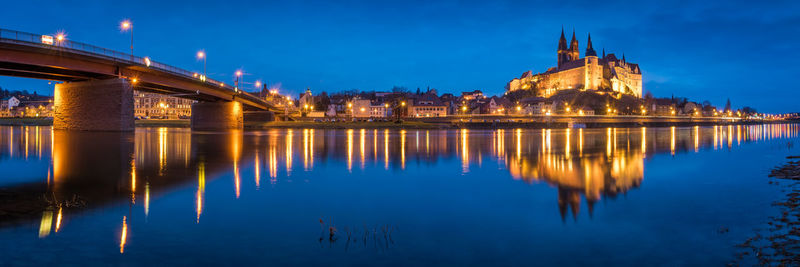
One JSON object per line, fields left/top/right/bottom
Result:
{"left": 0, "top": 28, "right": 277, "bottom": 111}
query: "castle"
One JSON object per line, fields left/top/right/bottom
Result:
{"left": 506, "top": 29, "right": 642, "bottom": 98}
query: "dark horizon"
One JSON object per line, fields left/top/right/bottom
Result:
{"left": 0, "top": 0, "right": 798, "bottom": 113}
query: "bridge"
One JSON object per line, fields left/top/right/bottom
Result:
{"left": 0, "top": 28, "right": 280, "bottom": 131}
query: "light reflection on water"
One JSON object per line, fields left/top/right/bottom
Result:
{"left": 0, "top": 124, "right": 798, "bottom": 265}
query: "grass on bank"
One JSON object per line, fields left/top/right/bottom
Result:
{"left": 0, "top": 117, "right": 53, "bottom": 126}
{"left": 135, "top": 119, "right": 190, "bottom": 127}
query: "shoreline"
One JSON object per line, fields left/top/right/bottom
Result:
{"left": 735, "top": 156, "right": 800, "bottom": 265}
{"left": 0, "top": 117, "right": 796, "bottom": 130}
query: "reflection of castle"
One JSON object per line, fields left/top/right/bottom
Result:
{"left": 507, "top": 151, "right": 644, "bottom": 221}
{"left": 507, "top": 29, "right": 642, "bottom": 97}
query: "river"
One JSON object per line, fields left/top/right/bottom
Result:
{"left": 0, "top": 124, "right": 798, "bottom": 265}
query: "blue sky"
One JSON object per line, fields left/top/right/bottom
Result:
{"left": 1, "top": 0, "right": 798, "bottom": 112}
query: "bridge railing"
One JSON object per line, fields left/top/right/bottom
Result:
{"left": 0, "top": 28, "right": 266, "bottom": 105}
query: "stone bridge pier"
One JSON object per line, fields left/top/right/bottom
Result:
{"left": 190, "top": 101, "right": 243, "bottom": 130}
{"left": 53, "top": 78, "right": 256, "bottom": 131}
{"left": 54, "top": 78, "right": 134, "bottom": 131}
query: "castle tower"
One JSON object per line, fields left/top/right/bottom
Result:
{"left": 557, "top": 28, "right": 569, "bottom": 68}
{"left": 584, "top": 33, "right": 600, "bottom": 90}
{"left": 568, "top": 29, "right": 580, "bottom": 61}
{"left": 585, "top": 33, "right": 597, "bottom": 57}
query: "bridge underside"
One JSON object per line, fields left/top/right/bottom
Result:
{"left": 53, "top": 78, "right": 262, "bottom": 131}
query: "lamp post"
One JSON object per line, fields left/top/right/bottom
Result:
{"left": 120, "top": 20, "right": 133, "bottom": 61}
{"left": 196, "top": 51, "right": 206, "bottom": 78}
{"left": 285, "top": 97, "right": 291, "bottom": 121}
{"left": 235, "top": 70, "right": 243, "bottom": 91}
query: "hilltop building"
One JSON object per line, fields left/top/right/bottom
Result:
{"left": 506, "top": 29, "right": 643, "bottom": 98}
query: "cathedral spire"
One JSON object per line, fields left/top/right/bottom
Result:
{"left": 569, "top": 29, "right": 578, "bottom": 50}
{"left": 622, "top": 53, "right": 626, "bottom": 63}
{"left": 568, "top": 28, "right": 579, "bottom": 61}
{"left": 557, "top": 27, "right": 569, "bottom": 67}
{"left": 602, "top": 48, "right": 606, "bottom": 58}
{"left": 571, "top": 29, "right": 576, "bottom": 43}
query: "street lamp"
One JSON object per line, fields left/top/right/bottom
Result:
{"left": 196, "top": 50, "right": 206, "bottom": 78}
{"left": 235, "top": 70, "right": 243, "bottom": 90}
{"left": 120, "top": 20, "right": 133, "bottom": 61}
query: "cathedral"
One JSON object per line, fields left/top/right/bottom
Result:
{"left": 506, "top": 29, "right": 643, "bottom": 98}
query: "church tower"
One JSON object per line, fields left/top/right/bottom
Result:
{"left": 557, "top": 28, "right": 569, "bottom": 68}
{"left": 568, "top": 29, "right": 580, "bottom": 61}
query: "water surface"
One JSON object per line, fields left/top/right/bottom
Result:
{"left": 0, "top": 125, "right": 798, "bottom": 265}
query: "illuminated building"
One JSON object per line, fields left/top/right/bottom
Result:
{"left": 133, "top": 91, "right": 194, "bottom": 119}
{"left": 506, "top": 29, "right": 643, "bottom": 98}
{"left": 351, "top": 99, "right": 389, "bottom": 118}
{"left": 408, "top": 93, "right": 447, "bottom": 117}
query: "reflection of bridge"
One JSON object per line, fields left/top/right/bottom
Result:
{"left": 0, "top": 28, "right": 279, "bottom": 131}
{"left": 0, "top": 128, "right": 249, "bottom": 229}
